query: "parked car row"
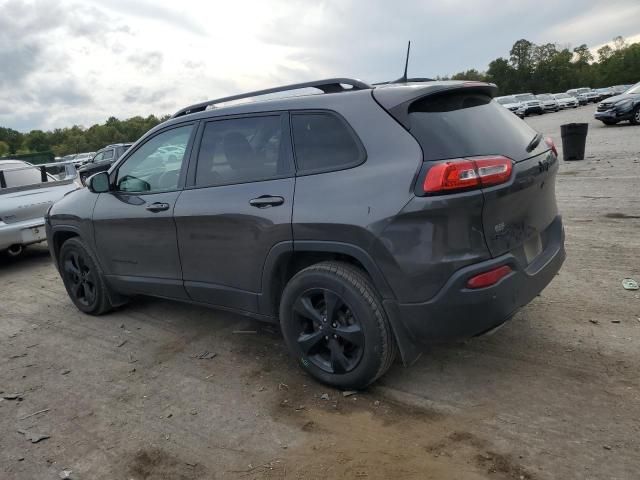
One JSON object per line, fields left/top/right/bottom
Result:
{"left": 496, "top": 84, "right": 636, "bottom": 119}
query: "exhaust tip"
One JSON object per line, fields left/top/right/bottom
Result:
{"left": 7, "top": 244, "right": 23, "bottom": 257}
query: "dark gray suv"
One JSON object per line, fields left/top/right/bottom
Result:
{"left": 46, "top": 78, "right": 565, "bottom": 389}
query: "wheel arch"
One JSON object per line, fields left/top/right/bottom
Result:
{"left": 260, "top": 241, "right": 394, "bottom": 318}
{"left": 50, "top": 226, "right": 81, "bottom": 266}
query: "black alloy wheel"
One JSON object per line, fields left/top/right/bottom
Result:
{"left": 292, "top": 288, "right": 365, "bottom": 374}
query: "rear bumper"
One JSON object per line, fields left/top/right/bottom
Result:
{"left": 0, "top": 218, "right": 47, "bottom": 250}
{"left": 386, "top": 217, "right": 565, "bottom": 344}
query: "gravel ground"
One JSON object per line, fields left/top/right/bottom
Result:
{"left": 1, "top": 105, "right": 639, "bottom": 480}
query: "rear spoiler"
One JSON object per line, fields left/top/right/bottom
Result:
{"left": 0, "top": 161, "right": 78, "bottom": 191}
{"left": 372, "top": 81, "right": 498, "bottom": 130}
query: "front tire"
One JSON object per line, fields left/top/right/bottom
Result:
{"left": 59, "top": 238, "right": 112, "bottom": 315}
{"left": 631, "top": 106, "right": 640, "bottom": 125}
{"left": 279, "top": 262, "right": 396, "bottom": 389}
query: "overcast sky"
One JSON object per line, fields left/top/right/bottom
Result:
{"left": 2, "top": 0, "right": 639, "bottom": 131}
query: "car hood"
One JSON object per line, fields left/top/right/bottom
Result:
{"left": 602, "top": 93, "right": 637, "bottom": 104}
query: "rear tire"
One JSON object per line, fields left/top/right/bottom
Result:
{"left": 59, "top": 238, "right": 112, "bottom": 315}
{"left": 279, "top": 262, "right": 396, "bottom": 389}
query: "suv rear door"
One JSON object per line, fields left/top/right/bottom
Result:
{"left": 174, "top": 113, "right": 295, "bottom": 313}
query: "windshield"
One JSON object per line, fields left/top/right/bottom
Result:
{"left": 577, "top": 88, "right": 591, "bottom": 94}
{"left": 554, "top": 93, "right": 570, "bottom": 99}
{"left": 515, "top": 94, "right": 535, "bottom": 101}
{"left": 537, "top": 94, "right": 552, "bottom": 100}
{"left": 625, "top": 82, "right": 640, "bottom": 94}
{"left": 497, "top": 97, "right": 516, "bottom": 104}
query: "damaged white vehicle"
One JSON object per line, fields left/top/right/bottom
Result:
{"left": 0, "top": 160, "right": 79, "bottom": 256}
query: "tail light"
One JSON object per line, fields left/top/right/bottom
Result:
{"left": 421, "top": 156, "right": 513, "bottom": 194}
{"left": 466, "top": 265, "right": 512, "bottom": 289}
{"left": 545, "top": 137, "right": 558, "bottom": 157}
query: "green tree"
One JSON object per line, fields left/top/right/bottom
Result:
{"left": 0, "top": 140, "right": 9, "bottom": 157}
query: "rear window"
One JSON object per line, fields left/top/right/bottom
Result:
{"left": 291, "top": 112, "right": 364, "bottom": 173}
{"left": 1, "top": 162, "right": 43, "bottom": 188}
{"left": 408, "top": 91, "right": 537, "bottom": 162}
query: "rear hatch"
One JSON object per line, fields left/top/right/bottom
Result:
{"left": 374, "top": 84, "right": 559, "bottom": 261}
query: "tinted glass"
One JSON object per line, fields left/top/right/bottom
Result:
{"left": 195, "top": 116, "right": 289, "bottom": 187}
{"left": 291, "top": 113, "right": 362, "bottom": 172}
{"left": 102, "top": 150, "right": 114, "bottom": 161}
{"left": 1, "top": 162, "right": 43, "bottom": 188}
{"left": 116, "top": 125, "right": 193, "bottom": 193}
{"left": 409, "top": 92, "right": 537, "bottom": 162}
{"left": 92, "top": 152, "right": 104, "bottom": 163}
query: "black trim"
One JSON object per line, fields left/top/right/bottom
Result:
{"left": 184, "top": 280, "right": 259, "bottom": 313}
{"left": 172, "top": 78, "right": 372, "bottom": 118}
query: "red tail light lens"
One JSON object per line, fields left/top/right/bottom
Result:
{"left": 466, "top": 265, "right": 512, "bottom": 289}
{"left": 422, "top": 156, "right": 512, "bottom": 194}
{"left": 545, "top": 137, "right": 558, "bottom": 157}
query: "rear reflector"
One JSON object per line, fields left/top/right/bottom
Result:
{"left": 545, "top": 137, "right": 558, "bottom": 157}
{"left": 422, "top": 156, "right": 513, "bottom": 194}
{"left": 466, "top": 265, "right": 512, "bottom": 289}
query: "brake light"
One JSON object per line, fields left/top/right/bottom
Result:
{"left": 422, "top": 156, "right": 512, "bottom": 194}
{"left": 466, "top": 265, "right": 512, "bottom": 289}
{"left": 545, "top": 137, "right": 558, "bottom": 157}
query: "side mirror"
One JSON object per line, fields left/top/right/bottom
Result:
{"left": 87, "top": 171, "right": 111, "bottom": 193}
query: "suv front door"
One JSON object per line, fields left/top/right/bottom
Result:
{"left": 174, "top": 114, "right": 294, "bottom": 313}
{"left": 92, "top": 124, "right": 196, "bottom": 299}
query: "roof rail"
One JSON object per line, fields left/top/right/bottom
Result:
{"left": 172, "top": 78, "right": 372, "bottom": 118}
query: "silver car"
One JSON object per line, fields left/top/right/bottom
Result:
{"left": 535, "top": 94, "right": 560, "bottom": 112}
{"left": 0, "top": 160, "right": 78, "bottom": 256}
{"left": 552, "top": 93, "right": 578, "bottom": 109}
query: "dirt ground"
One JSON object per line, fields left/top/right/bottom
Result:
{"left": 1, "top": 105, "right": 639, "bottom": 480}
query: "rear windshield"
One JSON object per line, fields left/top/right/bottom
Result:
{"left": 408, "top": 91, "right": 537, "bottom": 162}
{"left": 1, "top": 162, "right": 43, "bottom": 188}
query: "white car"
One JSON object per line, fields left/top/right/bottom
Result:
{"left": 567, "top": 88, "right": 599, "bottom": 103}
{"left": 552, "top": 93, "right": 578, "bottom": 109}
{"left": 535, "top": 94, "right": 560, "bottom": 112}
{"left": 513, "top": 93, "right": 544, "bottom": 116}
{"left": 495, "top": 96, "right": 525, "bottom": 118}
{"left": 0, "top": 160, "right": 78, "bottom": 256}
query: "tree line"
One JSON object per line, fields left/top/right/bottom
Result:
{"left": 447, "top": 36, "right": 639, "bottom": 95}
{"left": 1, "top": 36, "right": 638, "bottom": 157}
{"left": 0, "top": 115, "right": 167, "bottom": 157}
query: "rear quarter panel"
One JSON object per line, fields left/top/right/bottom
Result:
{"left": 291, "top": 91, "right": 423, "bottom": 273}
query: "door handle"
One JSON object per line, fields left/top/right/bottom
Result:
{"left": 145, "top": 202, "right": 171, "bottom": 212}
{"left": 249, "top": 195, "right": 285, "bottom": 208}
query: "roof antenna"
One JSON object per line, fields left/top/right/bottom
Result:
{"left": 392, "top": 41, "right": 411, "bottom": 84}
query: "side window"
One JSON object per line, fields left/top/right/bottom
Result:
{"left": 116, "top": 125, "right": 193, "bottom": 193}
{"left": 92, "top": 152, "right": 104, "bottom": 164}
{"left": 102, "top": 149, "right": 114, "bottom": 162}
{"left": 291, "top": 112, "right": 364, "bottom": 173}
{"left": 195, "top": 115, "right": 290, "bottom": 187}
{"left": 2, "top": 163, "right": 42, "bottom": 187}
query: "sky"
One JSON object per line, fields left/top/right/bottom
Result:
{"left": 1, "top": 0, "right": 639, "bottom": 132}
